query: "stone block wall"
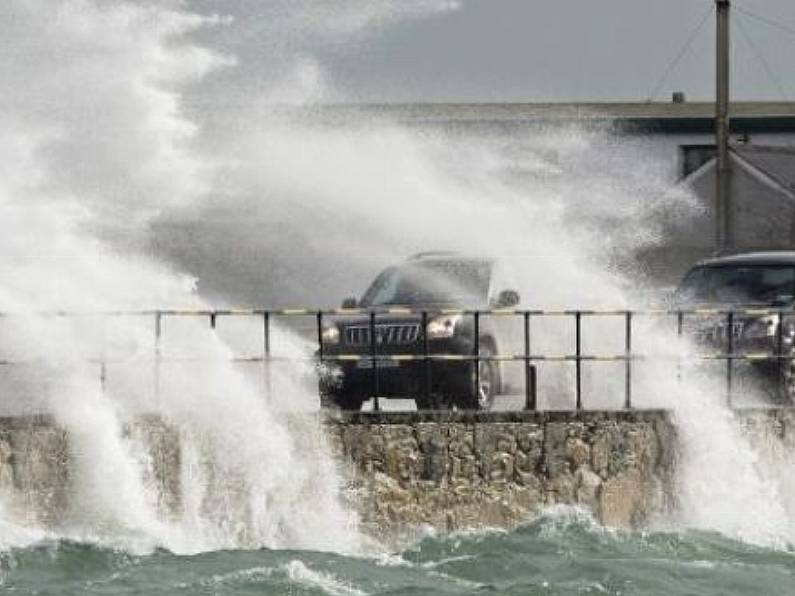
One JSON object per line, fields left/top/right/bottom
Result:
{"left": 0, "top": 416, "right": 68, "bottom": 526}
{"left": 7, "top": 408, "right": 795, "bottom": 541}
{"left": 324, "top": 410, "right": 677, "bottom": 537}
{"left": 0, "top": 415, "right": 179, "bottom": 526}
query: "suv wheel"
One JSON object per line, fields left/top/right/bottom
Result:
{"left": 781, "top": 346, "right": 795, "bottom": 403}
{"left": 461, "top": 344, "right": 498, "bottom": 410}
{"left": 415, "top": 393, "right": 454, "bottom": 411}
{"left": 320, "top": 389, "right": 364, "bottom": 411}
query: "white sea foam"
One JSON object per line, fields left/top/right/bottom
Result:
{"left": 0, "top": 504, "right": 50, "bottom": 552}
{"left": 283, "top": 560, "right": 369, "bottom": 596}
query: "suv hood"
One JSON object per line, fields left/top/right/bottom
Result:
{"left": 675, "top": 300, "right": 794, "bottom": 311}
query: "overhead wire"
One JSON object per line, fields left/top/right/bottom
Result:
{"left": 734, "top": 11, "right": 790, "bottom": 102}
{"left": 733, "top": 4, "right": 795, "bottom": 40}
{"left": 645, "top": 3, "right": 714, "bottom": 103}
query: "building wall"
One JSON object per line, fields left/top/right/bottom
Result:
{"left": 681, "top": 162, "right": 795, "bottom": 248}
{"left": 151, "top": 110, "right": 795, "bottom": 301}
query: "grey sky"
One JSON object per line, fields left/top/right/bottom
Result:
{"left": 191, "top": 0, "right": 795, "bottom": 103}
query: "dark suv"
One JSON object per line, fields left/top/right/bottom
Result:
{"left": 318, "top": 253, "right": 521, "bottom": 411}
{"left": 674, "top": 251, "right": 795, "bottom": 401}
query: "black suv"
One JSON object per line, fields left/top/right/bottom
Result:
{"left": 318, "top": 253, "right": 521, "bottom": 411}
{"left": 674, "top": 251, "right": 795, "bottom": 401}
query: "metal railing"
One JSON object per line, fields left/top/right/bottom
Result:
{"left": 0, "top": 307, "right": 792, "bottom": 410}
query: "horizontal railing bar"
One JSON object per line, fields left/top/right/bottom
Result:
{"left": 0, "top": 307, "right": 792, "bottom": 318}
{"left": 3, "top": 305, "right": 791, "bottom": 413}
{"left": 0, "top": 353, "right": 792, "bottom": 366}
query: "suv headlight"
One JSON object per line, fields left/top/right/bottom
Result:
{"left": 321, "top": 324, "right": 340, "bottom": 345}
{"left": 744, "top": 315, "right": 778, "bottom": 339}
{"left": 426, "top": 314, "right": 462, "bottom": 339}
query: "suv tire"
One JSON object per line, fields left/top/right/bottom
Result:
{"left": 415, "top": 392, "right": 455, "bottom": 411}
{"left": 320, "top": 389, "right": 364, "bottom": 411}
{"left": 460, "top": 344, "right": 499, "bottom": 410}
{"left": 780, "top": 345, "right": 795, "bottom": 404}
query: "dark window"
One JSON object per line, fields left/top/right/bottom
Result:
{"left": 679, "top": 145, "right": 716, "bottom": 179}
{"left": 360, "top": 260, "right": 492, "bottom": 307}
{"left": 677, "top": 265, "right": 795, "bottom": 305}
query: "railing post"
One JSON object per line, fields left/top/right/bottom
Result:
{"left": 726, "top": 310, "right": 734, "bottom": 407}
{"left": 575, "top": 311, "right": 582, "bottom": 411}
{"left": 624, "top": 311, "right": 633, "bottom": 409}
{"left": 209, "top": 311, "right": 217, "bottom": 330}
{"left": 263, "top": 311, "right": 272, "bottom": 399}
{"left": 154, "top": 311, "right": 162, "bottom": 402}
{"left": 676, "top": 311, "right": 685, "bottom": 385}
{"left": 99, "top": 361, "right": 107, "bottom": 393}
{"left": 421, "top": 311, "right": 430, "bottom": 409}
{"left": 316, "top": 311, "right": 324, "bottom": 362}
{"left": 524, "top": 311, "right": 536, "bottom": 411}
{"left": 473, "top": 310, "right": 480, "bottom": 410}
{"left": 777, "top": 309, "right": 785, "bottom": 398}
{"left": 369, "top": 311, "right": 379, "bottom": 412}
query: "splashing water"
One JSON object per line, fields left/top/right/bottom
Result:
{"left": 0, "top": 0, "right": 361, "bottom": 555}
{"left": 190, "top": 84, "right": 795, "bottom": 553}
{"left": 2, "top": 0, "right": 795, "bottom": 564}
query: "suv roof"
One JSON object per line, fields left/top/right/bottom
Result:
{"left": 409, "top": 251, "right": 470, "bottom": 260}
{"left": 697, "top": 251, "right": 795, "bottom": 268}
{"left": 407, "top": 251, "right": 491, "bottom": 263}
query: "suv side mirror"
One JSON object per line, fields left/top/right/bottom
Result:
{"left": 657, "top": 286, "right": 677, "bottom": 308}
{"left": 495, "top": 289, "right": 520, "bottom": 308}
{"left": 341, "top": 297, "right": 358, "bottom": 309}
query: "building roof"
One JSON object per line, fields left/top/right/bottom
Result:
{"left": 284, "top": 102, "right": 795, "bottom": 133}
{"left": 330, "top": 101, "right": 795, "bottom": 120}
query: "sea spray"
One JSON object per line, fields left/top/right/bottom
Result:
{"left": 2, "top": 0, "right": 795, "bottom": 558}
{"left": 0, "top": 0, "right": 361, "bottom": 555}
{"left": 672, "top": 386, "right": 792, "bottom": 547}
{"left": 201, "top": 106, "right": 795, "bottom": 547}
{"left": 633, "top": 319, "right": 795, "bottom": 546}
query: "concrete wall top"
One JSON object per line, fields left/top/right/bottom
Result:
{"left": 327, "top": 409, "right": 671, "bottom": 426}
{"left": 260, "top": 102, "right": 795, "bottom": 133}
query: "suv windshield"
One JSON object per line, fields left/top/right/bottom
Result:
{"left": 360, "top": 260, "right": 491, "bottom": 307}
{"left": 677, "top": 265, "right": 795, "bottom": 305}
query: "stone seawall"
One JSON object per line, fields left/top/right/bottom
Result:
{"left": 0, "top": 415, "right": 178, "bottom": 526}
{"left": 325, "top": 411, "right": 678, "bottom": 537}
{"left": 0, "top": 416, "right": 67, "bottom": 526}
{"left": 3, "top": 409, "right": 795, "bottom": 539}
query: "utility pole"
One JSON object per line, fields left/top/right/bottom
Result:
{"left": 715, "top": 0, "right": 732, "bottom": 252}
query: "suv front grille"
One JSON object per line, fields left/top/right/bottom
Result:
{"left": 694, "top": 320, "right": 745, "bottom": 343}
{"left": 345, "top": 324, "right": 421, "bottom": 346}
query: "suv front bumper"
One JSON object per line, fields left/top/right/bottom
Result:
{"left": 318, "top": 336, "right": 476, "bottom": 400}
